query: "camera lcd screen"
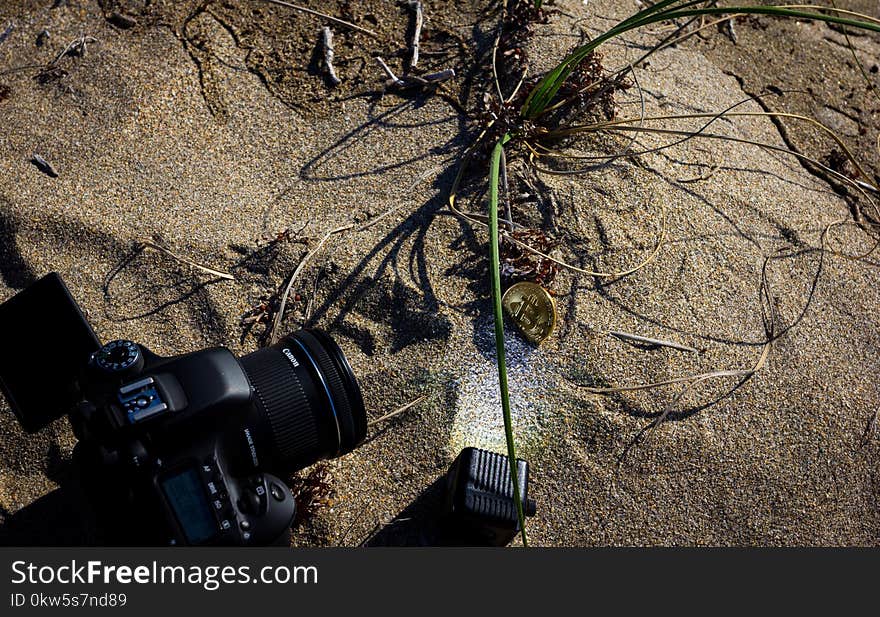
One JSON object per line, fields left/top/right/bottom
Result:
{"left": 0, "top": 273, "right": 101, "bottom": 432}
{"left": 160, "top": 467, "right": 218, "bottom": 545}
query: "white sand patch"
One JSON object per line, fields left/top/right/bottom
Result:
{"left": 447, "top": 318, "right": 559, "bottom": 456}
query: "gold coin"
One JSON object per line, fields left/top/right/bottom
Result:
{"left": 501, "top": 282, "right": 556, "bottom": 344}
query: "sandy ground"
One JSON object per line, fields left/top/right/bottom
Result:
{"left": 0, "top": 0, "right": 878, "bottom": 546}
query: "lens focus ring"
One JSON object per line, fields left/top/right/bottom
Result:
{"left": 290, "top": 330, "right": 361, "bottom": 454}
{"left": 239, "top": 348, "right": 321, "bottom": 467}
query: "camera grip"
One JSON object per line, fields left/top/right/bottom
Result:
{"left": 231, "top": 472, "right": 296, "bottom": 546}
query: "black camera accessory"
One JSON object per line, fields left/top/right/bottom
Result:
{"left": 0, "top": 273, "right": 100, "bottom": 432}
{"left": 443, "top": 447, "right": 537, "bottom": 546}
{"left": 0, "top": 273, "right": 368, "bottom": 546}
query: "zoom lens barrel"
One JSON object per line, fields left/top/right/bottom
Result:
{"left": 238, "top": 329, "right": 366, "bottom": 473}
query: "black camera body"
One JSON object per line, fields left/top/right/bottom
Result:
{"left": 0, "top": 274, "right": 367, "bottom": 546}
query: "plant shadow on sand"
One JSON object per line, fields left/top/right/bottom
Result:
{"left": 2, "top": 0, "right": 880, "bottom": 545}
{"left": 294, "top": 93, "right": 489, "bottom": 354}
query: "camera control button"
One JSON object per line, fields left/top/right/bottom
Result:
{"left": 239, "top": 489, "right": 264, "bottom": 515}
{"left": 270, "top": 483, "right": 286, "bottom": 502}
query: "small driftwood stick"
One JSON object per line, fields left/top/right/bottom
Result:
{"left": 420, "top": 68, "right": 455, "bottom": 83}
{"left": 375, "top": 56, "right": 404, "bottom": 87}
{"left": 321, "top": 26, "right": 341, "bottom": 86}
{"left": 609, "top": 330, "right": 699, "bottom": 353}
{"left": 720, "top": 16, "right": 738, "bottom": 44}
{"left": 30, "top": 153, "right": 58, "bottom": 177}
{"left": 407, "top": 1, "right": 423, "bottom": 68}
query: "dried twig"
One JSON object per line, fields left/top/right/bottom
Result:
{"left": 257, "top": 0, "right": 379, "bottom": 38}
{"left": 367, "top": 395, "right": 427, "bottom": 427}
{"left": 320, "top": 26, "right": 341, "bottom": 86}
{"left": 374, "top": 56, "right": 454, "bottom": 89}
{"left": 375, "top": 56, "right": 404, "bottom": 87}
{"left": 51, "top": 33, "right": 97, "bottom": 65}
{"left": 407, "top": 1, "right": 423, "bottom": 68}
{"left": 356, "top": 165, "right": 440, "bottom": 231}
{"left": 583, "top": 231, "right": 829, "bottom": 443}
{"left": 719, "top": 15, "right": 738, "bottom": 43}
{"left": 419, "top": 68, "right": 455, "bottom": 83}
{"left": 268, "top": 172, "right": 436, "bottom": 341}
{"left": 137, "top": 240, "right": 236, "bottom": 280}
{"left": 609, "top": 330, "right": 700, "bottom": 353}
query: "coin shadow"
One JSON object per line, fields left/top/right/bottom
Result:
{"left": 469, "top": 313, "right": 542, "bottom": 366}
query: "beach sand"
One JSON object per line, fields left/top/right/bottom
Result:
{"left": 0, "top": 0, "right": 878, "bottom": 545}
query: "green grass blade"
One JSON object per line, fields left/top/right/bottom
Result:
{"left": 522, "top": 3, "right": 880, "bottom": 119}
{"left": 662, "top": 6, "right": 880, "bottom": 29}
{"left": 488, "top": 132, "right": 528, "bottom": 546}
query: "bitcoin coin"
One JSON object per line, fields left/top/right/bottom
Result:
{"left": 501, "top": 282, "right": 556, "bottom": 344}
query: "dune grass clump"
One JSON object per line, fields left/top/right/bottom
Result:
{"left": 452, "top": 0, "right": 880, "bottom": 545}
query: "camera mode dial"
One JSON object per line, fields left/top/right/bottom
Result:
{"left": 92, "top": 339, "right": 144, "bottom": 375}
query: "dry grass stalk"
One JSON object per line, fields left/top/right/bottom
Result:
{"left": 257, "top": 0, "right": 378, "bottom": 38}
{"left": 271, "top": 223, "right": 354, "bottom": 344}
{"left": 609, "top": 330, "right": 699, "bottom": 353}
{"left": 367, "top": 395, "right": 427, "bottom": 428}
{"left": 137, "top": 239, "right": 236, "bottom": 280}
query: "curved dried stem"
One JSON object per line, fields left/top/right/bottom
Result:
{"left": 550, "top": 110, "right": 876, "bottom": 188}
{"left": 527, "top": 92, "right": 782, "bottom": 172}
{"left": 596, "top": 125, "right": 880, "bottom": 221}
{"left": 580, "top": 221, "right": 846, "bottom": 438}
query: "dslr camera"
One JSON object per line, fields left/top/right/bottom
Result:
{"left": 0, "top": 273, "right": 367, "bottom": 546}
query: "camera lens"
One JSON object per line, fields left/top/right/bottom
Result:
{"left": 238, "top": 329, "right": 366, "bottom": 473}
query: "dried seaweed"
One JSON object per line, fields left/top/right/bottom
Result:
{"left": 287, "top": 463, "right": 333, "bottom": 527}
{"left": 499, "top": 227, "right": 560, "bottom": 288}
